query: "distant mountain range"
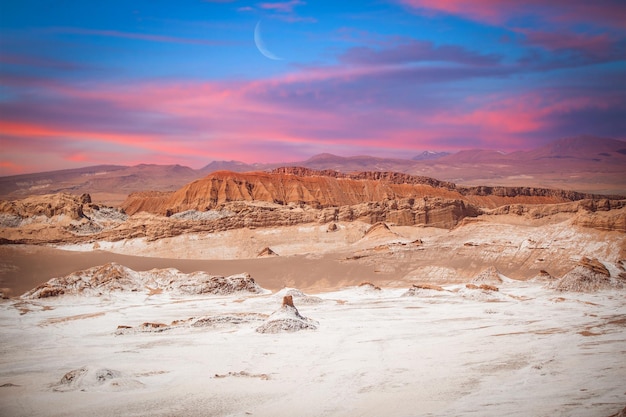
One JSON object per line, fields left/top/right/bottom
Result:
{"left": 411, "top": 151, "right": 451, "bottom": 161}
{"left": 1, "top": 136, "right": 625, "bottom": 204}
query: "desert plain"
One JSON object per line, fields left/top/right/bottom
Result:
{"left": 1, "top": 145, "right": 625, "bottom": 417}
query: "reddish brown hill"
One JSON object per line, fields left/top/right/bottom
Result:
{"left": 120, "top": 168, "right": 606, "bottom": 216}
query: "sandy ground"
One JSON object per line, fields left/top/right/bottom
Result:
{"left": 0, "top": 280, "right": 625, "bottom": 417}
{"left": 0, "top": 244, "right": 388, "bottom": 296}
{"left": 1, "top": 216, "right": 624, "bottom": 416}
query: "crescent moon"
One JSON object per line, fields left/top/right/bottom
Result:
{"left": 254, "top": 20, "right": 282, "bottom": 61}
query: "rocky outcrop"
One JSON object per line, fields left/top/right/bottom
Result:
{"left": 489, "top": 199, "right": 626, "bottom": 232}
{"left": 53, "top": 366, "right": 143, "bottom": 392}
{"left": 402, "top": 283, "right": 446, "bottom": 296}
{"left": 257, "top": 247, "right": 278, "bottom": 257}
{"left": 21, "top": 263, "right": 266, "bottom": 298}
{"left": 256, "top": 295, "right": 318, "bottom": 333}
{"left": 122, "top": 191, "right": 174, "bottom": 217}
{"left": 121, "top": 168, "right": 610, "bottom": 217}
{"left": 549, "top": 257, "right": 624, "bottom": 292}
{"left": 358, "top": 281, "right": 382, "bottom": 291}
{"left": 466, "top": 283, "right": 499, "bottom": 292}
{"left": 471, "top": 266, "right": 504, "bottom": 285}
{"left": 3, "top": 168, "right": 624, "bottom": 245}
{"left": 275, "top": 288, "right": 324, "bottom": 304}
{"left": 0, "top": 193, "right": 91, "bottom": 221}
{"left": 530, "top": 270, "right": 556, "bottom": 282}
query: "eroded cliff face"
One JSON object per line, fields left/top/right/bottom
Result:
{"left": 120, "top": 167, "right": 605, "bottom": 217}
{"left": 1, "top": 169, "right": 624, "bottom": 245}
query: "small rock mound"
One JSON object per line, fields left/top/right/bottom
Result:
{"left": 191, "top": 313, "right": 267, "bottom": 328}
{"left": 358, "top": 281, "right": 382, "bottom": 291}
{"left": 275, "top": 288, "right": 324, "bottom": 304}
{"left": 256, "top": 295, "right": 318, "bottom": 334}
{"left": 458, "top": 282, "right": 507, "bottom": 302}
{"left": 549, "top": 257, "right": 623, "bottom": 292}
{"left": 22, "top": 263, "right": 266, "bottom": 298}
{"left": 530, "top": 270, "right": 555, "bottom": 282}
{"left": 53, "top": 366, "right": 143, "bottom": 392}
{"left": 327, "top": 222, "right": 338, "bottom": 232}
{"left": 471, "top": 266, "right": 504, "bottom": 285}
{"left": 0, "top": 288, "right": 12, "bottom": 299}
{"left": 257, "top": 247, "right": 278, "bottom": 257}
{"left": 363, "top": 222, "right": 395, "bottom": 238}
{"left": 466, "top": 283, "right": 499, "bottom": 292}
{"left": 402, "top": 283, "right": 445, "bottom": 297}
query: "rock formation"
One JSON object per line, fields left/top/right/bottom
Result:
{"left": 257, "top": 247, "right": 278, "bottom": 257}
{"left": 53, "top": 366, "right": 143, "bottom": 392}
{"left": 531, "top": 270, "right": 556, "bottom": 282}
{"left": 275, "top": 288, "right": 324, "bottom": 304}
{"left": 358, "top": 281, "right": 382, "bottom": 291}
{"left": 402, "top": 283, "right": 446, "bottom": 296}
{"left": 256, "top": 295, "right": 318, "bottom": 333}
{"left": 471, "top": 266, "right": 504, "bottom": 285}
{"left": 120, "top": 168, "right": 610, "bottom": 217}
{"left": 0, "top": 193, "right": 91, "bottom": 221}
{"left": 21, "top": 263, "right": 266, "bottom": 298}
{"left": 2, "top": 168, "right": 624, "bottom": 245}
{"left": 465, "top": 283, "right": 499, "bottom": 292}
{"left": 549, "top": 257, "right": 624, "bottom": 292}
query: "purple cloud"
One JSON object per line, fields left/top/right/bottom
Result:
{"left": 339, "top": 39, "right": 502, "bottom": 67}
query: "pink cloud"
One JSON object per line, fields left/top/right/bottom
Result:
{"left": 523, "top": 31, "right": 612, "bottom": 52}
{"left": 1, "top": 49, "right": 623, "bottom": 174}
{"left": 398, "top": 0, "right": 626, "bottom": 29}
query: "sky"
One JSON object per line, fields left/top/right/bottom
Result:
{"left": 0, "top": 0, "right": 625, "bottom": 175}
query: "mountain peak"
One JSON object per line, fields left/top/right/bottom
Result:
{"left": 412, "top": 151, "right": 451, "bottom": 161}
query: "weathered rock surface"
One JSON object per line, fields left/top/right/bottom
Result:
{"left": 402, "top": 283, "right": 446, "bottom": 296}
{"left": 530, "top": 270, "right": 556, "bottom": 282}
{"left": 257, "top": 247, "right": 278, "bottom": 257}
{"left": 1, "top": 169, "right": 624, "bottom": 245}
{"left": 53, "top": 366, "right": 143, "bottom": 392}
{"left": 471, "top": 266, "right": 504, "bottom": 285}
{"left": 275, "top": 288, "right": 324, "bottom": 304}
{"left": 121, "top": 168, "right": 608, "bottom": 216}
{"left": 549, "top": 257, "right": 624, "bottom": 292}
{"left": 0, "top": 193, "right": 92, "bottom": 221}
{"left": 256, "top": 295, "right": 318, "bottom": 333}
{"left": 21, "top": 263, "right": 265, "bottom": 298}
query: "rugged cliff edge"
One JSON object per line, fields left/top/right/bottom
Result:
{"left": 1, "top": 168, "right": 624, "bottom": 245}
{"left": 121, "top": 167, "right": 612, "bottom": 216}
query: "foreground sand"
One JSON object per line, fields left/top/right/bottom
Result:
{"left": 1, "top": 279, "right": 625, "bottom": 417}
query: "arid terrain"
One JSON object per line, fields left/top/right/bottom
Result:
{"left": 1, "top": 142, "right": 625, "bottom": 417}
{"left": 1, "top": 136, "right": 625, "bottom": 205}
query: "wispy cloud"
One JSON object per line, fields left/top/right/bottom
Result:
{"left": 258, "top": 0, "right": 305, "bottom": 13}
{"left": 50, "top": 27, "right": 229, "bottom": 46}
{"left": 339, "top": 39, "right": 502, "bottom": 67}
{"left": 398, "top": 0, "right": 626, "bottom": 29}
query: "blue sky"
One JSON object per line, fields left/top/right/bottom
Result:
{"left": 0, "top": 0, "right": 624, "bottom": 174}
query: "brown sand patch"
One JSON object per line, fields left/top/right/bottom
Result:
{"left": 0, "top": 245, "right": 386, "bottom": 295}
{"left": 146, "top": 287, "right": 163, "bottom": 296}
{"left": 12, "top": 301, "right": 32, "bottom": 315}
{"left": 42, "top": 311, "right": 106, "bottom": 325}
{"left": 607, "top": 316, "right": 626, "bottom": 326}
{"left": 493, "top": 327, "right": 568, "bottom": 337}
{"left": 579, "top": 330, "right": 604, "bottom": 337}
{"left": 214, "top": 371, "right": 270, "bottom": 380}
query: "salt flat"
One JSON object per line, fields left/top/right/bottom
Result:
{"left": 1, "top": 280, "right": 624, "bottom": 417}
